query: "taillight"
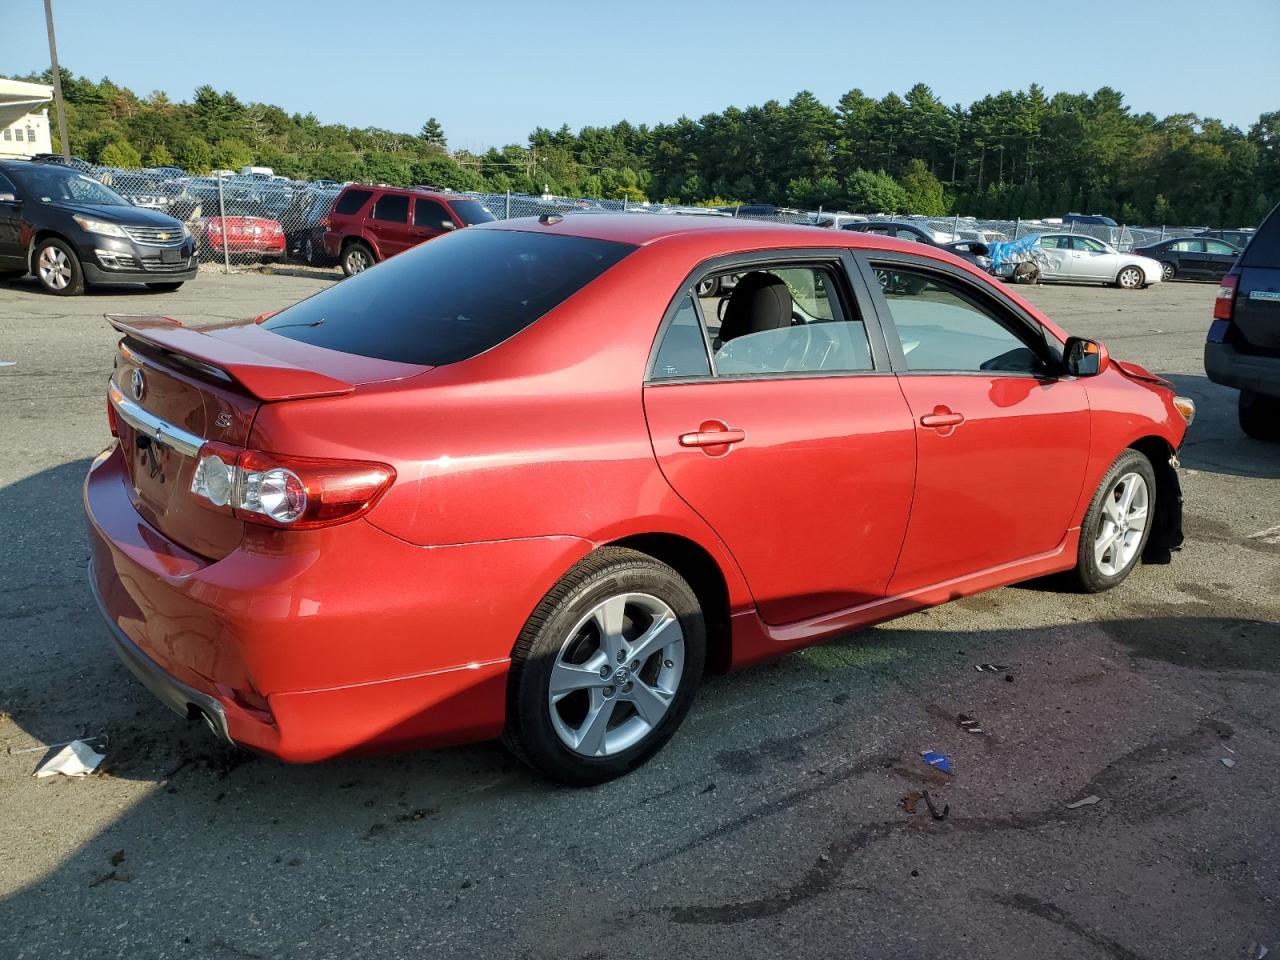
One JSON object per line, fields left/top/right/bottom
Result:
{"left": 190, "top": 447, "right": 395, "bottom": 529}
{"left": 1214, "top": 274, "right": 1238, "bottom": 320}
{"left": 319, "top": 216, "right": 330, "bottom": 229}
{"left": 107, "top": 395, "right": 119, "bottom": 437}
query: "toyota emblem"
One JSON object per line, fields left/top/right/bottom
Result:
{"left": 130, "top": 368, "right": 145, "bottom": 401}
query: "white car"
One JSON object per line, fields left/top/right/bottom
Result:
{"left": 998, "top": 233, "right": 1161, "bottom": 288}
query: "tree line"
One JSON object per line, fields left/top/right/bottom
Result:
{"left": 12, "top": 67, "right": 1279, "bottom": 225}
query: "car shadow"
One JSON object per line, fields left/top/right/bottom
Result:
{"left": 1165, "top": 373, "right": 1280, "bottom": 480}
{"left": 3, "top": 457, "right": 1277, "bottom": 956}
{"left": 0, "top": 274, "right": 182, "bottom": 296}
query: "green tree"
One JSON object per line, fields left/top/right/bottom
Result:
{"left": 173, "top": 136, "right": 212, "bottom": 173}
{"left": 99, "top": 139, "right": 142, "bottom": 168}
{"left": 210, "top": 138, "right": 253, "bottom": 171}
{"left": 145, "top": 142, "right": 175, "bottom": 167}
{"left": 844, "top": 169, "right": 908, "bottom": 213}
{"left": 900, "top": 159, "right": 949, "bottom": 215}
{"left": 419, "top": 117, "right": 446, "bottom": 148}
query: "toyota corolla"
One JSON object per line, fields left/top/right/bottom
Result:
{"left": 85, "top": 215, "right": 1193, "bottom": 784}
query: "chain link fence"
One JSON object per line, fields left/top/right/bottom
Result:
{"left": 55, "top": 159, "right": 1217, "bottom": 272}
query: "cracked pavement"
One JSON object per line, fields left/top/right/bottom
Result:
{"left": 1, "top": 271, "right": 1277, "bottom": 959}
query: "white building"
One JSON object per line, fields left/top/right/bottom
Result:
{"left": 0, "top": 78, "right": 55, "bottom": 160}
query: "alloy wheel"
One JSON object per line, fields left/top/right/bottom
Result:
{"left": 547, "top": 592, "right": 684, "bottom": 758}
{"left": 1118, "top": 266, "right": 1142, "bottom": 288}
{"left": 38, "top": 246, "right": 71, "bottom": 290}
{"left": 1161, "top": 261, "right": 1175, "bottom": 281}
{"left": 1093, "top": 472, "right": 1149, "bottom": 576}
{"left": 346, "top": 248, "right": 368, "bottom": 273}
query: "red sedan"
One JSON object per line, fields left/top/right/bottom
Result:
{"left": 195, "top": 213, "right": 286, "bottom": 261}
{"left": 85, "top": 215, "right": 1193, "bottom": 784}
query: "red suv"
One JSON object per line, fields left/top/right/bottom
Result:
{"left": 322, "top": 185, "right": 496, "bottom": 276}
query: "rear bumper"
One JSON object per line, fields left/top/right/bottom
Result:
{"left": 1205, "top": 340, "right": 1280, "bottom": 397}
{"left": 89, "top": 567, "right": 232, "bottom": 742}
{"left": 84, "top": 444, "right": 589, "bottom": 761}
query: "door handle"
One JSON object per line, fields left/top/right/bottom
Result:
{"left": 679, "top": 424, "right": 746, "bottom": 448}
{"left": 920, "top": 408, "right": 964, "bottom": 429}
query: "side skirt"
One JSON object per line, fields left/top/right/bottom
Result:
{"left": 727, "top": 530, "right": 1081, "bottom": 670}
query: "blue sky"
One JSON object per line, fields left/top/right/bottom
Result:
{"left": 3, "top": 0, "right": 1277, "bottom": 150}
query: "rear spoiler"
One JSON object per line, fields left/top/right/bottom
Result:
{"left": 107, "top": 314, "right": 354, "bottom": 402}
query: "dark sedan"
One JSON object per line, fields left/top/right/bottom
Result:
{"left": 1133, "top": 236, "right": 1241, "bottom": 282}
{"left": 842, "top": 220, "right": 942, "bottom": 245}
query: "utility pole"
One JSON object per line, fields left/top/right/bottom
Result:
{"left": 44, "top": 0, "right": 71, "bottom": 161}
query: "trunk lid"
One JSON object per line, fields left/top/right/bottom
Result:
{"left": 106, "top": 314, "right": 424, "bottom": 559}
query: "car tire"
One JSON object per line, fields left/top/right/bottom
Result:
{"left": 304, "top": 238, "right": 316, "bottom": 266}
{"left": 1116, "top": 265, "right": 1144, "bottom": 289}
{"left": 1238, "top": 390, "right": 1280, "bottom": 441}
{"left": 1070, "top": 449, "right": 1157, "bottom": 593}
{"left": 1012, "top": 262, "right": 1040, "bottom": 284}
{"left": 1160, "top": 261, "right": 1176, "bottom": 281}
{"left": 145, "top": 282, "right": 183, "bottom": 292}
{"left": 503, "top": 546, "right": 706, "bottom": 786}
{"left": 695, "top": 276, "right": 720, "bottom": 297}
{"left": 341, "top": 241, "right": 374, "bottom": 277}
{"left": 33, "top": 238, "right": 85, "bottom": 296}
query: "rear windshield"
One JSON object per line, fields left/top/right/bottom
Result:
{"left": 1241, "top": 203, "right": 1280, "bottom": 268}
{"left": 449, "top": 199, "right": 497, "bottom": 225}
{"left": 262, "top": 228, "right": 634, "bottom": 365}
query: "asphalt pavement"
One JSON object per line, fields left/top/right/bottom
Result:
{"left": 0, "top": 268, "right": 1276, "bottom": 959}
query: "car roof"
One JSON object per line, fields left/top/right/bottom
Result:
{"left": 480, "top": 213, "right": 958, "bottom": 257}
{"left": 337, "top": 183, "right": 459, "bottom": 202}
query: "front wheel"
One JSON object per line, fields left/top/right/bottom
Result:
{"left": 1012, "top": 262, "right": 1040, "bottom": 284}
{"left": 1116, "top": 265, "right": 1144, "bottom": 289}
{"left": 1239, "top": 390, "right": 1280, "bottom": 441}
{"left": 1070, "top": 450, "right": 1156, "bottom": 593}
{"left": 503, "top": 547, "right": 706, "bottom": 785}
{"left": 34, "top": 238, "right": 85, "bottom": 296}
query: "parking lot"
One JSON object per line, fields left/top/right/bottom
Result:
{"left": 1, "top": 272, "right": 1277, "bottom": 958}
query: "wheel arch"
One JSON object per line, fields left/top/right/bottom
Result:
{"left": 605, "top": 532, "right": 733, "bottom": 675}
{"left": 1128, "top": 435, "right": 1183, "bottom": 562}
{"left": 28, "top": 229, "right": 77, "bottom": 272}
{"left": 344, "top": 234, "right": 379, "bottom": 261}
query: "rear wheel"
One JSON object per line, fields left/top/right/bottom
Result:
{"left": 1070, "top": 450, "right": 1156, "bottom": 593}
{"left": 1116, "top": 265, "right": 1144, "bottom": 289}
{"left": 1239, "top": 390, "right": 1280, "bottom": 441}
{"left": 34, "top": 238, "right": 84, "bottom": 296}
{"left": 1160, "top": 261, "right": 1176, "bottom": 281}
{"left": 503, "top": 547, "right": 706, "bottom": 786}
{"left": 341, "top": 241, "right": 373, "bottom": 276}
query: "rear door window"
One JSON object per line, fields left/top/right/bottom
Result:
{"left": 334, "top": 189, "right": 372, "bottom": 216}
{"left": 372, "top": 193, "right": 409, "bottom": 223}
{"left": 262, "top": 230, "right": 634, "bottom": 366}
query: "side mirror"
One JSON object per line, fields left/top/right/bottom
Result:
{"left": 0, "top": 192, "right": 18, "bottom": 204}
{"left": 1063, "top": 337, "right": 1109, "bottom": 377}
{"left": 440, "top": 221, "right": 456, "bottom": 231}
